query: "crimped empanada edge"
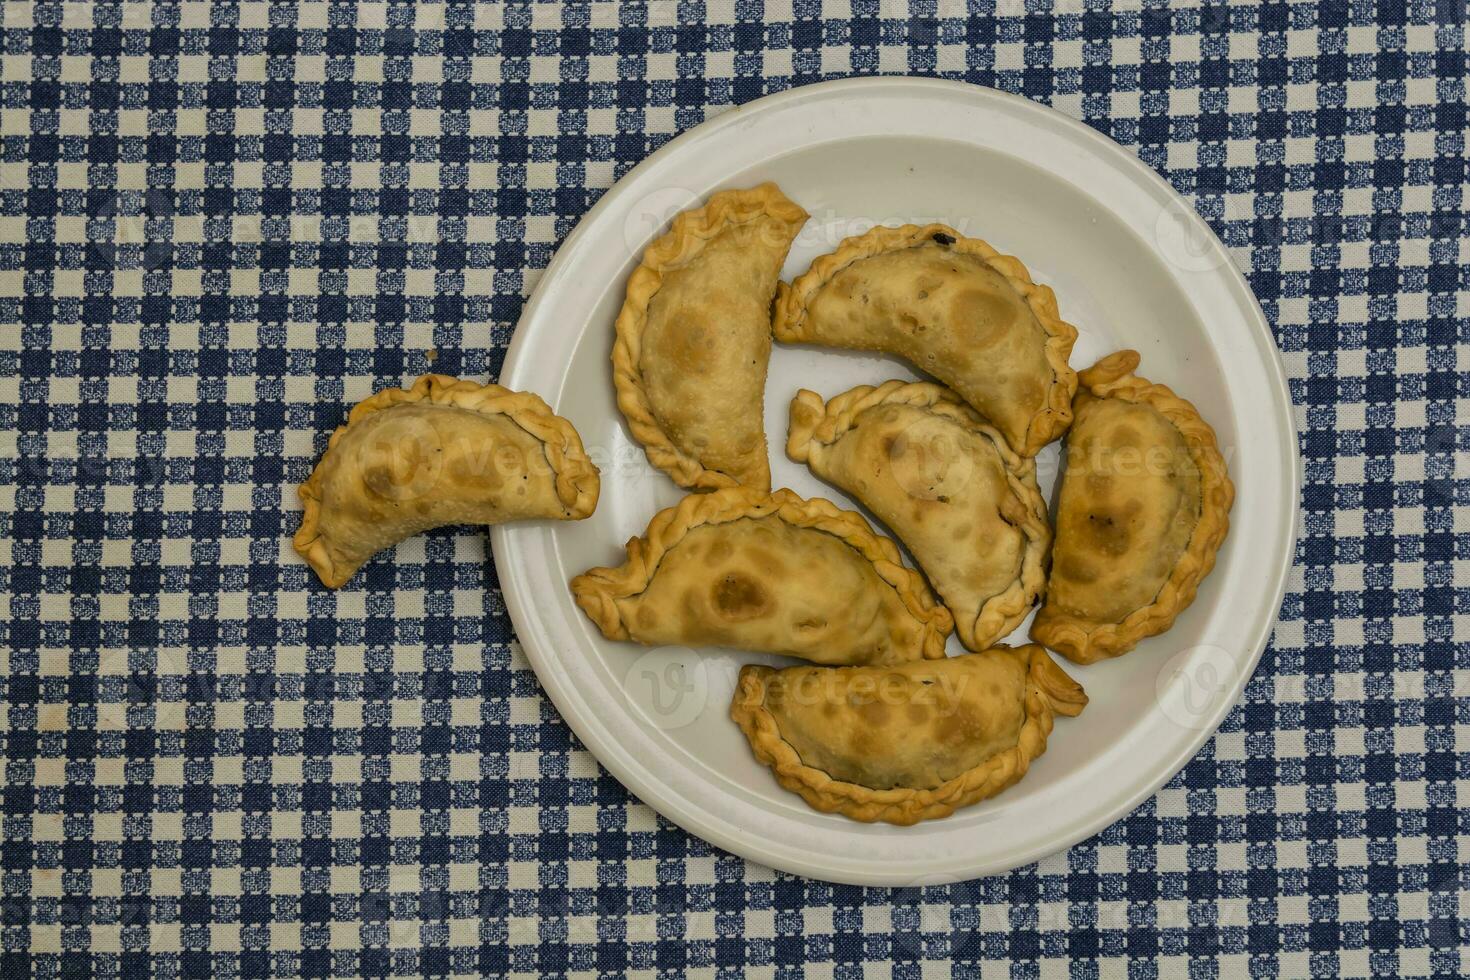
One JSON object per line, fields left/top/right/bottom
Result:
{"left": 569, "top": 486, "right": 952, "bottom": 657}
{"left": 294, "top": 373, "right": 601, "bottom": 589}
{"left": 728, "top": 646, "right": 1087, "bottom": 825}
{"left": 611, "top": 183, "right": 810, "bottom": 491}
{"left": 787, "top": 380, "right": 1052, "bottom": 650}
{"left": 771, "top": 222, "right": 1080, "bottom": 456}
{"left": 1031, "top": 350, "right": 1237, "bottom": 664}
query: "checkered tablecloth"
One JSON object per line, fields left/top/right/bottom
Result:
{"left": 1, "top": 1, "right": 1466, "bottom": 977}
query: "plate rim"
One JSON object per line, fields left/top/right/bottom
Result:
{"left": 491, "top": 75, "right": 1302, "bottom": 884}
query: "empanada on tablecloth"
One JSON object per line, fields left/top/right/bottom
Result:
{"left": 614, "top": 183, "right": 809, "bottom": 490}
{"left": 787, "top": 381, "right": 1051, "bottom": 651}
{"left": 1031, "top": 351, "right": 1234, "bottom": 664}
{"left": 730, "top": 644, "right": 1086, "bottom": 825}
{"left": 773, "top": 224, "right": 1077, "bottom": 457}
{"left": 295, "top": 374, "right": 599, "bottom": 589}
{"left": 570, "top": 487, "right": 952, "bottom": 665}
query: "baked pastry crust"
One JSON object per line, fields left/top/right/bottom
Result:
{"left": 1031, "top": 351, "right": 1234, "bottom": 663}
{"left": 787, "top": 381, "right": 1051, "bottom": 651}
{"left": 729, "top": 644, "right": 1086, "bottom": 825}
{"left": 295, "top": 374, "right": 599, "bottom": 589}
{"left": 773, "top": 223, "right": 1078, "bottom": 457}
{"left": 613, "top": 183, "right": 809, "bottom": 490}
{"left": 570, "top": 487, "right": 952, "bottom": 665}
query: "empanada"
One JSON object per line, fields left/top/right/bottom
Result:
{"left": 571, "top": 487, "right": 952, "bottom": 665}
{"left": 1031, "top": 351, "right": 1234, "bottom": 663}
{"left": 613, "top": 183, "right": 809, "bottom": 490}
{"left": 295, "top": 374, "right": 599, "bottom": 588}
{"left": 788, "top": 381, "right": 1051, "bottom": 651}
{"left": 730, "top": 645, "right": 1086, "bottom": 825}
{"left": 773, "top": 224, "right": 1078, "bottom": 456}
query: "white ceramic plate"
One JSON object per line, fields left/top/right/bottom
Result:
{"left": 490, "top": 77, "right": 1299, "bottom": 885}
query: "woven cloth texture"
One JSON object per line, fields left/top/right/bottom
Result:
{"left": 1, "top": 1, "right": 1466, "bottom": 978}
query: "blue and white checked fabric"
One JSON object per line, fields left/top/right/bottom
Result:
{"left": 1, "top": 1, "right": 1466, "bottom": 977}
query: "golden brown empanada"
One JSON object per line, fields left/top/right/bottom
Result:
{"left": 788, "top": 381, "right": 1051, "bottom": 651}
{"left": 613, "top": 183, "right": 809, "bottom": 490}
{"left": 730, "top": 645, "right": 1086, "bottom": 825}
{"left": 1031, "top": 351, "right": 1234, "bottom": 663}
{"left": 295, "top": 374, "right": 599, "bottom": 589}
{"left": 571, "top": 487, "right": 951, "bottom": 665}
{"left": 773, "top": 224, "right": 1078, "bottom": 456}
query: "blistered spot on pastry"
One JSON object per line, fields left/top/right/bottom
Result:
{"left": 906, "top": 702, "right": 930, "bottom": 725}
{"left": 362, "top": 463, "right": 397, "bottom": 499}
{"left": 950, "top": 288, "right": 1014, "bottom": 347}
{"left": 1082, "top": 509, "right": 1132, "bottom": 556}
{"left": 712, "top": 573, "right": 770, "bottom": 620}
{"left": 677, "top": 589, "right": 707, "bottom": 634}
{"left": 857, "top": 700, "right": 890, "bottom": 727}
{"left": 666, "top": 315, "right": 719, "bottom": 373}
{"left": 1109, "top": 424, "right": 1142, "bottom": 450}
{"left": 846, "top": 726, "right": 876, "bottom": 756}
{"left": 935, "top": 702, "right": 982, "bottom": 744}
{"left": 1055, "top": 551, "right": 1097, "bottom": 586}
{"left": 464, "top": 436, "right": 507, "bottom": 474}
{"left": 635, "top": 606, "right": 660, "bottom": 630}
{"left": 704, "top": 537, "right": 733, "bottom": 563}
{"left": 1009, "top": 375, "right": 1046, "bottom": 416}
{"left": 831, "top": 270, "right": 860, "bottom": 300}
